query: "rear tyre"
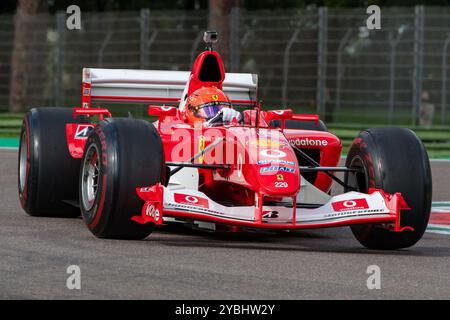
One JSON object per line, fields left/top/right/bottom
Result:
{"left": 19, "top": 107, "right": 87, "bottom": 217}
{"left": 79, "top": 118, "right": 165, "bottom": 239}
{"left": 345, "top": 127, "right": 432, "bottom": 249}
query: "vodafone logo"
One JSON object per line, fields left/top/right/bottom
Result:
{"left": 332, "top": 199, "right": 369, "bottom": 212}
{"left": 260, "top": 149, "right": 287, "bottom": 159}
{"left": 289, "top": 138, "right": 328, "bottom": 147}
{"left": 185, "top": 196, "right": 199, "bottom": 204}
{"left": 343, "top": 200, "right": 357, "bottom": 208}
{"left": 174, "top": 193, "right": 209, "bottom": 208}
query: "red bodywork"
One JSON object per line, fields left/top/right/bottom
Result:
{"left": 66, "top": 47, "right": 411, "bottom": 232}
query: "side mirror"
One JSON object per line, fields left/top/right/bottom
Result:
{"left": 265, "top": 109, "right": 293, "bottom": 122}
{"left": 291, "top": 114, "right": 319, "bottom": 124}
{"left": 266, "top": 109, "right": 320, "bottom": 131}
{"left": 148, "top": 105, "right": 178, "bottom": 118}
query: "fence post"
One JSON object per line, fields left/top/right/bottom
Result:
{"left": 140, "top": 8, "right": 150, "bottom": 69}
{"left": 335, "top": 29, "right": 352, "bottom": 120}
{"left": 316, "top": 7, "right": 328, "bottom": 117}
{"left": 282, "top": 29, "right": 300, "bottom": 107}
{"left": 412, "top": 5, "right": 424, "bottom": 126}
{"left": 229, "top": 7, "right": 240, "bottom": 72}
{"left": 55, "top": 12, "right": 65, "bottom": 106}
{"left": 98, "top": 31, "right": 113, "bottom": 67}
{"left": 440, "top": 34, "right": 450, "bottom": 125}
{"left": 190, "top": 32, "right": 203, "bottom": 65}
{"left": 388, "top": 30, "right": 403, "bottom": 124}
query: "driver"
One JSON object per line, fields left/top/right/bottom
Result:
{"left": 185, "top": 86, "right": 241, "bottom": 126}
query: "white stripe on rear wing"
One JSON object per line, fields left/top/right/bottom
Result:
{"left": 82, "top": 68, "right": 258, "bottom": 106}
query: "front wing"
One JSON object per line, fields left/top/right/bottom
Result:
{"left": 132, "top": 185, "right": 412, "bottom": 232}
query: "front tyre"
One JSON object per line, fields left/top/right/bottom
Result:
{"left": 345, "top": 127, "right": 432, "bottom": 250}
{"left": 79, "top": 118, "right": 165, "bottom": 239}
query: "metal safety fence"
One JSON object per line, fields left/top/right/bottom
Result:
{"left": 0, "top": 6, "right": 450, "bottom": 125}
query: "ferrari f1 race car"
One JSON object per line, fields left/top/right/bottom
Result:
{"left": 18, "top": 31, "right": 432, "bottom": 249}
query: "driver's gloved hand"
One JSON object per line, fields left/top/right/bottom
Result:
{"left": 220, "top": 108, "right": 241, "bottom": 123}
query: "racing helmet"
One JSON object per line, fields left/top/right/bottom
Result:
{"left": 185, "top": 86, "right": 232, "bottom": 125}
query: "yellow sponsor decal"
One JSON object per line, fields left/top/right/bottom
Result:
{"left": 198, "top": 135, "right": 206, "bottom": 164}
{"left": 277, "top": 174, "right": 284, "bottom": 181}
{"left": 250, "top": 139, "right": 281, "bottom": 148}
{"left": 212, "top": 94, "right": 219, "bottom": 101}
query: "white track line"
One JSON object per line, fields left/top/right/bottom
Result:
{"left": 340, "top": 156, "right": 450, "bottom": 162}
{"left": 427, "top": 224, "right": 450, "bottom": 235}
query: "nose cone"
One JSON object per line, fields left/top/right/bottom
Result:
{"left": 255, "top": 146, "right": 300, "bottom": 197}
{"left": 244, "top": 129, "right": 300, "bottom": 197}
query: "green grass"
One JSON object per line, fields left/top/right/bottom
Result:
{"left": 0, "top": 128, "right": 20, "bottom": 136}
{"left": 330, "top": 125, "right": 450, "bottom": 158}
{"left": 330, "top": 128, "right": 450, "bottom": 142}
{"left": 0, "top": 113, "right": 24, "bottom": 120}
{"left": 0, "top": 119, "right": 22, "bottom": 128}
{"left": 1, "top": 112, "right": 450, "bottom": 158}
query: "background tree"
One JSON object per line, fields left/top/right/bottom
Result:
{"left": 208, "top": 0, "right": 240, "bottom": 68}
{"left": 9, "top": 0, "right": 48, "bottom": 112}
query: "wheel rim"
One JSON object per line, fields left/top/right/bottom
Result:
{"left": 19, "top": 131, "right": 27, "bottom": 193}
{"left": 346, "top": 156, "right": 368, "bottom": 193}
{"left": 81, "top": 144, "right": 100, "bottom": 211}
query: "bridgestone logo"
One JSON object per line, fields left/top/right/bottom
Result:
{"left": 289, "top": 138, "right": 328, "bottom": 147}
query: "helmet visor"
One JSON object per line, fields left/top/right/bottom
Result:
{"left": 191, "top": 101, "right": 232, "bottom": 120}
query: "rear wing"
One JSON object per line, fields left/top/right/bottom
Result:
{"left": 81, "top": 68, "right": 258, "bottom": 108}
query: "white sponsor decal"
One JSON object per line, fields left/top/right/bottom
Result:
{"left": 263, "top": 211, "right": 279, "bottom": 218}
{"left": 185, "top": 196, "right": 199, "bottom": 203}
{"left": 343, "top": 200, "right": 357, "bottom": 208}
{"left": 257, "top": 159, "right": 295, "bottom": 166}
{"left": 289, "top": 138, "right": 328, "bottom": 147}
{"left": 274, "top": 181, "right": 288, "bottom": 188}
{"left": 260, "top": 166, "right": 295, "bottom": 173}
{"left": 75, "top": 125, "right": 94, "bottom": 139}
{"left": 237, "top": 153, "right": 243, "bottom": 178}
{"left": 145, "top": 204, "right": 160, "bottom": 221}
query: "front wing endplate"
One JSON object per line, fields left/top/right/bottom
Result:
{"left": 132, "top": 185, "right": 411, "bottom": 231}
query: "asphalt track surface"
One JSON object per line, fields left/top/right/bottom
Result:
{"left": 0, "top": 149, "right": 449, "bottom": 299}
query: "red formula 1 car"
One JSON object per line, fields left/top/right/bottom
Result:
{"left": 18, "top": 31, "right": 432, "bottom": 249}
